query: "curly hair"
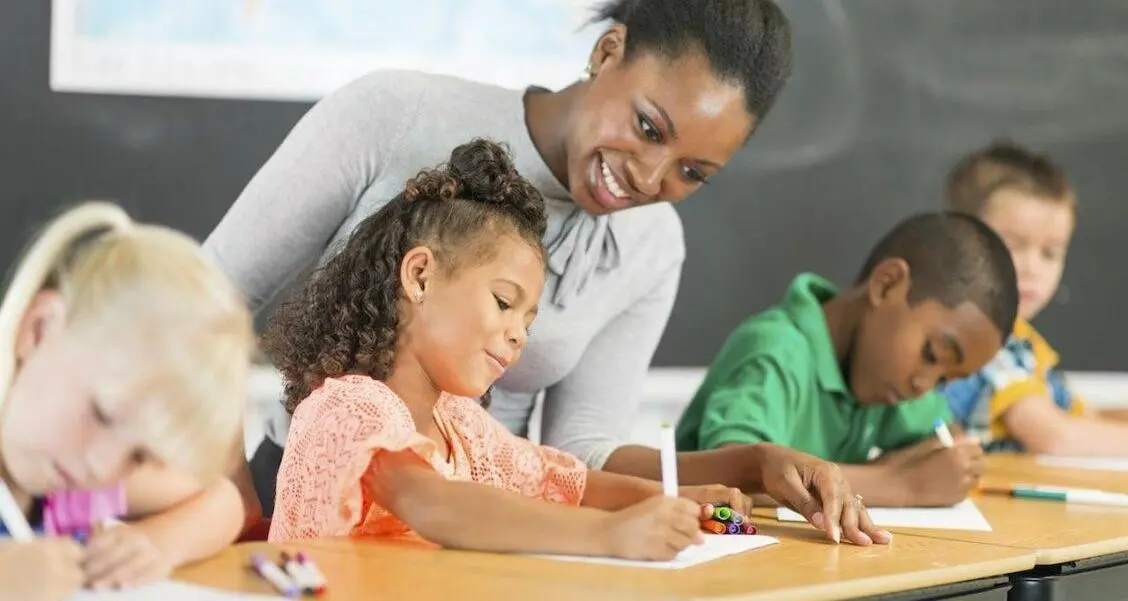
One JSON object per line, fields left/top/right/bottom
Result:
{"left": 263, "top": 139, "right": 548, "bottom": 412}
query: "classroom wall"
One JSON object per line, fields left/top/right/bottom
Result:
{"left": 2, "top": 0, "right": 1128, "bottom": 370}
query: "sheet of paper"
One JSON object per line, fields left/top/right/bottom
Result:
{"left": 777, "top": 499, "right": 992, "bottom": 531}
{"left": 1037, "top": 455, "right": 1128, "bottom": 473}
{"left": 530, "top": 534, "right": 779, "bottom": 570}
{"left": 71, "top": 581, "right": 284, "bottom": 601}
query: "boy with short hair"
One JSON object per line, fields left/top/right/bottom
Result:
{"left": 941, "top": 141, "right": 1128, "bottom": 454}
{"left": 677, "top": 212, "right": 1018, "bottom": 506}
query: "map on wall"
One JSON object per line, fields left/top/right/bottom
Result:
{"left": 50, "top": 0, "right": 604, "bottom": 101}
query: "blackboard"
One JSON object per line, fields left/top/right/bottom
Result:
{"left": 2, "top": 0, "right": 1126, "bottom": 370}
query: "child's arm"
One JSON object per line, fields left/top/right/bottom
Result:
{"left": 837, "top": 436, "right": 984, "bottom": 506}
{"left": 228, "top": 433, "right": 263, "bottom": 533}
{"left": 371, "top": 450, "right": 702, "bottom": 561}
{"left": 81, "top": 466, "right": 244, "bottom": 589}
{"left": 0, "top": 538, "right": 84, "bottom": 601}
{"left": 1004, "top": 395, "right": 1128, "bottom": 455}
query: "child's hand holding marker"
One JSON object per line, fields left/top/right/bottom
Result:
{"left": 876, "top": 419, "right": 983, "bottom": 506}
{"left": 0, "top": 538, "right": 85, "bottom": 601}
{"left": 81, "top": 522, "right": 172, "bottom": 590}
{"left": 602, "top": 495, "right": 704, "bottom": 561}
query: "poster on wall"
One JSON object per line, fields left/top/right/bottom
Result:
{"left": 49, "top": 0, "right": 604, "bottom": 102}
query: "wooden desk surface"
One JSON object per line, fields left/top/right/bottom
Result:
{"left": 175, "top": 541, "right": 667, "bottom": 601}
{"left": 176, "top": 527, "right": 1034, "bottom": 601}
{"left": 880, "top": 454, "right": 1128, "bottom": 565}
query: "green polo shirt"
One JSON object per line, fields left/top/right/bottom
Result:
{"left": 676, "top": 273, "right": 952, "bottom": 464}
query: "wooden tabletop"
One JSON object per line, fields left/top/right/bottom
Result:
{"left": 175, "top": 525, "right": 1034, "bottom": 601}
{"left": 876, "top": 454, "right": 1128, "bottom": 565}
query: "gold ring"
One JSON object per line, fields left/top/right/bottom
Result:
{"left": 855, "top": 494, "right": 864, "bottom": 503}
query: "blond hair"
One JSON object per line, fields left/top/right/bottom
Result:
{"left": 0, "top": 202, "right": 253, "bottom": 482}
{"left": 946, "top": 140, "right": 1075, "bottom": 215}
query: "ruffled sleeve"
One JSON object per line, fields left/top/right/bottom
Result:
{"left": 269, "top": 376, "right": 438, "bottom": 542}
{"left": 437, "top": 396, "right": 587, "bottom": 507}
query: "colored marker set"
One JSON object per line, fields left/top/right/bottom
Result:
{"left": 700, "top": 503, "right": 757, "bottom": 535}
{"left": 251, "top": 552, "right": 327, "bottom": 598}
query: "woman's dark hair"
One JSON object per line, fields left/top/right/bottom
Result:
{"left": 263, "top": 139, "right": 548, "bottom": 412}
{"left": 592, "top": 0, "right": 793, "bottom": 119}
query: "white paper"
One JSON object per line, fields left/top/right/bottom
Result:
{"left": 530, "top": 534, "right": 779, "bottom": 570}
{"left": 777, "top": 499, "right": 992, "bottom": 531}
{"left": 71, "top": 581, "right": 284, "bottom": 601}
{"left": 1037, "top": 455, "right": 1128, "bottom": 473}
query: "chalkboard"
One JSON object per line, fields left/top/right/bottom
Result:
{"left": 2, "top": 0, "right": 1127, "bottom": 370}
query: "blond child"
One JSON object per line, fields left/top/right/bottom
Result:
{"left": 0, "top": 203, "right": 254, "bottom": 600}
{"left": 265, "top": 139, "right": 886, "bottom": 557}
{"left": 941, "top": 141, "right": 1128, "bottom": 454}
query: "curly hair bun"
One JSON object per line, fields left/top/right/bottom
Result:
{"left": 403, "top": 138, "right": 547, "bottom": 238}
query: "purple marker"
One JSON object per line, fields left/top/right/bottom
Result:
{"left": 726, "top": 522, "right": 740, "bottom": 534}
{"left": 251, "top": 554, "right": 299, "bottom": 598}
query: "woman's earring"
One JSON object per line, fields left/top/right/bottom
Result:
{"left": 582, "top": 63, "right": 594, "bottom": 80}
{"left": 413, "top": 290, "right": 424, "bottom": 303}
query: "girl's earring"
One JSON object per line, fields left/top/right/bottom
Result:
{"left": 413, "top": 290, "right": 424, "bottom": 303}
{"left": 582, "top": 63, "right": 594, "bottom": 80}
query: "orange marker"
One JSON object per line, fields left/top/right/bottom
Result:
{"left": 701, "top": 519, "right": 727, "bottom": 534}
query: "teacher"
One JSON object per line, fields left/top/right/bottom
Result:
{"left": 207, "top": 0, "right": 884, "bottom": 545}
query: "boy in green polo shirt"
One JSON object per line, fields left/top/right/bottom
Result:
{"left": 677, "top": 212, "right": 1019, "bottom": 507}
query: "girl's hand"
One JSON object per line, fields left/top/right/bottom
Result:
{"left": 0, "top": 538, "right": 84, "bottom": 601}
{"left": 601, "top": 495, "right": 703, "bottom": 561}
{"left": 81, "top": 524, "right": 171, "bottom": 590}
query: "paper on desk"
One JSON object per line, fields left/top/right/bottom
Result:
{"left": 777, "top": 499, "right": 992, "bottom": 531}
{"left": 71, "top": 581, "right": 285, "bottom": 601}
{"left": 1037, "top": 455, "right": 1128, "bottom": 473}
{"left": 531, "top": 534, "right": 779, "bottom": 569}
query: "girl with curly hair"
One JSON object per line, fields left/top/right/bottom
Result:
{"left": 263, "top": 139, "right": 755, "bottom": 560}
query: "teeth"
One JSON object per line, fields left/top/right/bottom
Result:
{"left": 600, "top": 158, "right": 628, "bottom": 199}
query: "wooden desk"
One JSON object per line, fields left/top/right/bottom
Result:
{"left": 881, "top": 454, "right": 1128, "bottom": 565}
{"left": 175, "top": 527, "right": 1034, "bottom": 601}
{"left": 174, "top": 541, "right": 664, "bottom": 601}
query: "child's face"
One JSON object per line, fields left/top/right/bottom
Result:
{"left": 977, "top": 189, "right": 1074, "bottom": 321}
{"left": 1, "top": 292, "right": 152, "bottom": 495}
{"left": 403, "top": 235, "right": 545, "bottom": 399}
{"left": 849, "top": 262, "right": 1004, "bottom": 406}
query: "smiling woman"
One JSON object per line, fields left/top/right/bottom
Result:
{"left": 204, "top": 0, "right": 884, "bottom": 546}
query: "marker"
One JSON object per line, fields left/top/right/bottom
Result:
{"left": 280, "top": 552, "right": 314, "bottom": 594}
{"left": 295, "top": 551, "right": 328, "bottom": 594}
{"left": 730, "top": 512, "right": 745, "bottom": 526}
{"left": 726, "top": 522, "right": 740, "bottom": 534}
{"left": 0, "top": 480, "right": 34, "bottom": 541}
{"left": 933, "top": 418, "right": 955, "bottom": 448}
{"left": 659, "top": 422, "right": 678, "bottom": 497}
{"left": 742, "top": 523, "right": 758, "bottom": 535}
{"left": 251, "top": 554, "right": 299, "bottom": 598}
{"left": 713, "top": 506, "right": 732, "bottom": 521}
{"left": 980, "top": 484, "right": 1128, "bottom": 507}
